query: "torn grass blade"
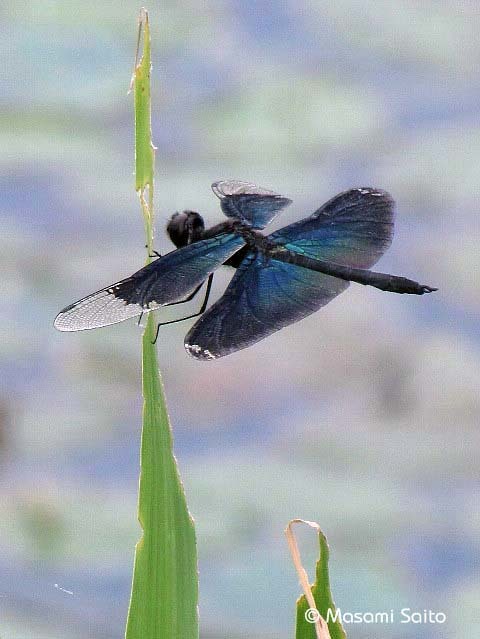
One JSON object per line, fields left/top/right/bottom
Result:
{"left": 286, "top": 519, "right": 346, "bottom": 639}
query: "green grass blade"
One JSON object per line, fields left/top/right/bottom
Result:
{"left": 288, "top": 520, "right": 346, "bottom": 639}
{"left": 133, "top": 11, "right": 154, "bottom": 196}
{"left": 125, "top": 9, "right": 199, "bottom": 639}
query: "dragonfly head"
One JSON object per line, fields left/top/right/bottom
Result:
{"left": 167, "top": 210, "right": 205, "bottom": 247}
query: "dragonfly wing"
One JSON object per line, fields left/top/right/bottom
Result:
{"left": 270, "top": 187, "right": 395, "bottom": 268}
{"left": 212, "top": 180, "right": 291, "bottom": 229}
{"left": 185, "top": 188, "right": 395, "bottom": 359}
{"left": 54, "top": 233, "right": 245, "bottom": 331}
{"left": 184, "top": 251, "right": 349, "bottom": 360}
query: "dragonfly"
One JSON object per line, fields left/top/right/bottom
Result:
{"left": 54, "top": 180, "right": 437, "bottom": 359}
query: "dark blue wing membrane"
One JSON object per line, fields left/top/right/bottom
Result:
{"left": 185, "top": 188, "right": 394, "bottom": 359}
{"left": 212, "top": 180, "right": 291, "bottom": 229}
{"left": 54, "top": 233, "right": 245, "bottom": 331}
{"left": 270, "top": 187, "right": 394, "bottom": 268}
{"left": 185, "top": 251, "right": 349, "bottom": 359}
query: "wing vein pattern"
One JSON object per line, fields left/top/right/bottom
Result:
{"left": 55, "top": 233, "right": 245, "bottom": 331}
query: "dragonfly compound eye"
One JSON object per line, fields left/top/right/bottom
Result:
{"left": 167, "top": 210, "right": 205, "bottom": 247}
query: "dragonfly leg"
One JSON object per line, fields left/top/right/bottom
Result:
{"left": 164, "top": 281, "right": 204, "bottom": 307}
{"left": 145, "top": 244, "right": 162, "bottom": 259}
{"left": 152, "top": 274, "right": 214, "bottom": 344}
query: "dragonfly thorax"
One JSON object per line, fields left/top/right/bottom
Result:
{"left": 231, "top": 223, "right": 268, "bottom": 247}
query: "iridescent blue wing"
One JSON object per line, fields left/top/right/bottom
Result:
{"left": 185, "top": 252, "right": 349, "bottom": 359}
{"left": 270, "top": 187, "right": 394, "bottom": 268}
{"left": 54, "top": 234, "right": 245, "bottom": 331}
{"left": 185, "top": 188, "right": 394, "bottom": 359}
{"left": 212, "top": 180, "right": 292, "bottom": 229}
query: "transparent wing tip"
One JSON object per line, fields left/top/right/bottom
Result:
{"left": 53, "top": 288, "right": 145, "bottom": 332}
{"left": 54, "top": 311, "right": 75, "bottom": 332}
{"left": 212, "top": 179, "right": 282, "bottom": 199}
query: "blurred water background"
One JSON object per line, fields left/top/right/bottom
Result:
{"left": 1, "top": 1, "right": 479, "bottom": 637}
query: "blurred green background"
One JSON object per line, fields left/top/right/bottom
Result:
{"left": 1, "top": 1, "right": 479, "bottom": 637}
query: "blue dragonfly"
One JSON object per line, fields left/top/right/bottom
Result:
{"left": 54, "top": 180, "right": 436, "bottom": 359}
